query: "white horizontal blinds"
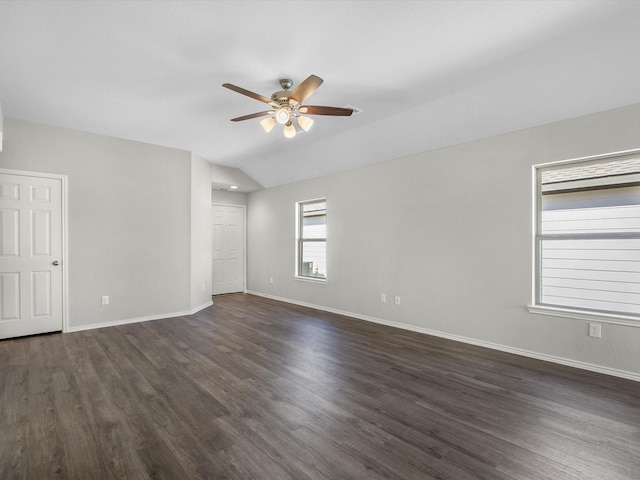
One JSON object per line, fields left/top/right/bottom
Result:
{"left": 538, "top": 155, "right": 640, "bottom": 317}
{"left": 542, "top": 189, "right": 640, "bottom": 234}
{"left": 302, "top": 201, "right": 326, "bottom": 239}
{"left": 300, "top": 200, "right": 326, "bottom": 278}
{"left": 541, "top": 239, "right": 640, "bottom": 314}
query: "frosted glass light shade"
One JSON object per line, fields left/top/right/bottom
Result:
{"left": 283, "top": 121, "right": 296, "bottom": 138}
{"left": 275, "top": 108, "right": 290, "bottom": 124}
{"left": 297, "top": 115, "right": 313, "bottom": 132}
{"left": 260, "top": 117, "right": 276, "bottom": 133}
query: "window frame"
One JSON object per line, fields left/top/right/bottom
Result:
{"left": 295, "top": 198, "right": 327, "bottom": 282}
{"left": 529, "top": 148, "right": 640, "bottom": 326}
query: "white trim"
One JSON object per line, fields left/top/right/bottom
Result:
{"left": 62, "top": 175, "right": 69, "bottom": 333}
{"left": 531, "top": 163, "right": 538, "bottom": 308}
{"left": 0, "top": 168, "right": 70, "bottom": 333}
{"left": 296, "top": 197, "right": 327, "bottom": 279}
{"left": 247, "top": 290, "right": 640, "bottom": 383}
{"left": 531, "top": 148, "right": 640, "bottom": 321}
{"left": 210, "top": 202, "right": 247, "bottom": 207}
{"left": 212, "top": 202, "right": 247, "bottom": 293}
{"left": 192, "top": 300, "right": 213, "bottom": 313}
{"left": 293, "top": 275, "right": 327, "bottom": 284}
{"left": 535, "top": 147, "right": 640, "bottom": 169}
{"left": 527, "top": 304, "right": 640, "bottom": 327}
{"left": 0, "top": 101, "right": 3, "bottom": 152}
{"left": 66, "top": 300, "right": 212, "bottom": 333}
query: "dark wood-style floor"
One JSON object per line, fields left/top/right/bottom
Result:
{"left": 1, "top": 294, "right": 640, "bottom": 479}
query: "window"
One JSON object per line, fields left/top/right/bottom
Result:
{"left": 533, "top": 152, "right": 640, "bottom": 321}
{"left": 296, "top": 199, "right": 327, "bottom": 280}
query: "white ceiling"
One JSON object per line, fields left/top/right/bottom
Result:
{"left": 2, "top": 1, "right": 640, "bottom": 189}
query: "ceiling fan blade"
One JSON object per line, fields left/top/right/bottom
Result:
{"left": 222, "top": 83, "right": 272, "bottom": 104}
{"left": 299, "top": 105, "right": 353, "bottom": 116}
{"left": 230, "top": 111, "right": 274, "bottom": 122}
{"left": 289, "top": 75, "right": 323, "bottom": 103}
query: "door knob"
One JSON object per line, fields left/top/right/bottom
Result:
{"left": 52, "top": 261, "right": 60, "bottom": 266}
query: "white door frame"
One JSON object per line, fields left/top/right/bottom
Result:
{"left": 212, "top": 203, "right": 247, "bottom": 293}
{"left": 0, "top": 168, "right": 69, "bottom": 332}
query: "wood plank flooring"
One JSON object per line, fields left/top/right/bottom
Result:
{"left": 1, "top": 293, "right": 640, "bottom": 479}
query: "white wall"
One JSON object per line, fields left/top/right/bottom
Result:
{"left": 247, "top": 102, "right": 640, "bottom": 378}
{"left": 210, "top": 164, "right": 262, "bottom": 193}
{"left": 191, "top": 153, "right": 213, "bottom": 309}
{"left": 0, "top": 118, "right": 201, "bottom": 328}
{"left": 212, "top": 189, "right": 247, "bottom": 206}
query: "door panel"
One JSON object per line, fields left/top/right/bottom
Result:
{"left": 32, "top": 270, "right": 52, "bottom": 317}
{"left": 1, "top": 272, "right": 20, "bottom": 320}
{"left": 212, "top": 205, "right": 245, "bottom": 295}
{"left": 1, "top": 208, "right": 20, "bottom": 255}
{"left": 228, "top": 258, "right": 239, "bottom": 282}
{"left": 0, "top": 182, "right": 19, "bottom": 200}
{"left": 32, "top": 210, "right": 52, "bottom": 255}
{"left": 213, "top": 258, "right": 223, "bottom": 283}
{"left": 0, "top": 173, "right": 63, "bottom": 339}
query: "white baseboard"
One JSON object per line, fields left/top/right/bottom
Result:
{"left": 247, "top": 290, "right": 640, "bottom": 383}
{"left": 65, "top": 300, "right": 213, "bottom": 333}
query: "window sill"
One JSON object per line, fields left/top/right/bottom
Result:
{"left": 294, "top": 276, "right": 327, "bottom": 284}
{"left": 527, "top": 304, "right": 640, "bottom": 327}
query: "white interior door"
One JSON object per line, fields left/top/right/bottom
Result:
{"left": 0, "top": 173, "right": 63, "bottom": 339}
{"left": 212, "top": 205, "right": 245, "bottom": 295}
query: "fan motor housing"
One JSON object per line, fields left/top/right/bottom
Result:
{"left": 271, "top": 91, "right": 291, "bottom": 105}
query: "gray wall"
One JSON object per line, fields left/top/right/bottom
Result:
{"left": 247, "top": 102, "right": 640, "bottom": 377}
{"left": 211, "top": 164, "right": 262, "bottom": 193}
{"left": 212, "top": 189, "right": 247, "bottom": 206}
{"left": 191, "top": 153, "right": 213, "bottom": 308}
{"left": 0, "top": 118, "right": 196, "bottom": 328}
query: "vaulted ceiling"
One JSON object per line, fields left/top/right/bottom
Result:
{"left": 2, "top": 1, "right": 640, "bottom": 188}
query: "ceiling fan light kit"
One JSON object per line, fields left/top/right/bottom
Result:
{"left": 223, "top": 74, "right": 353, "bottom": 139}
{"left": 297, "top": 115, "right": 313, "bottom": 132}
{"left": 260, "top": 117, "right": 276, "bottom": 133}
{"left": 283, "top": 121, "right": 296, "bottom": 138}
{"left": 275, "top": 107, "right": 291, "bottom": 124}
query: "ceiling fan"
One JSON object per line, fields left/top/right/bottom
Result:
{"left": 222, "top": 75, "right": 353, "bottom": 138}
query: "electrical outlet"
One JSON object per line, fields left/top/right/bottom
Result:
{"left": 380, "top": 293, "right": 386, "bottom": 303}
{"left": 101, "top": 295, "right": 109, "bottom": 306}
{"left": 395, "top": 296, "right": 401, "bottom": 305}
{"left": 201, "top": 283, "right": 205, "bottom": 291}
{"left": 589, "top": 323, "right": 601, "bottom": 338}
{"left": 270, "top": 277, "right": 274, "bottom": 284}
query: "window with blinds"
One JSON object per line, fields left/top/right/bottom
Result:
{"left": 296, "top": 199, "right": 327, "bottom": 280}
{"left": 535, "top": 153, "right": 640, "bottom": 319}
